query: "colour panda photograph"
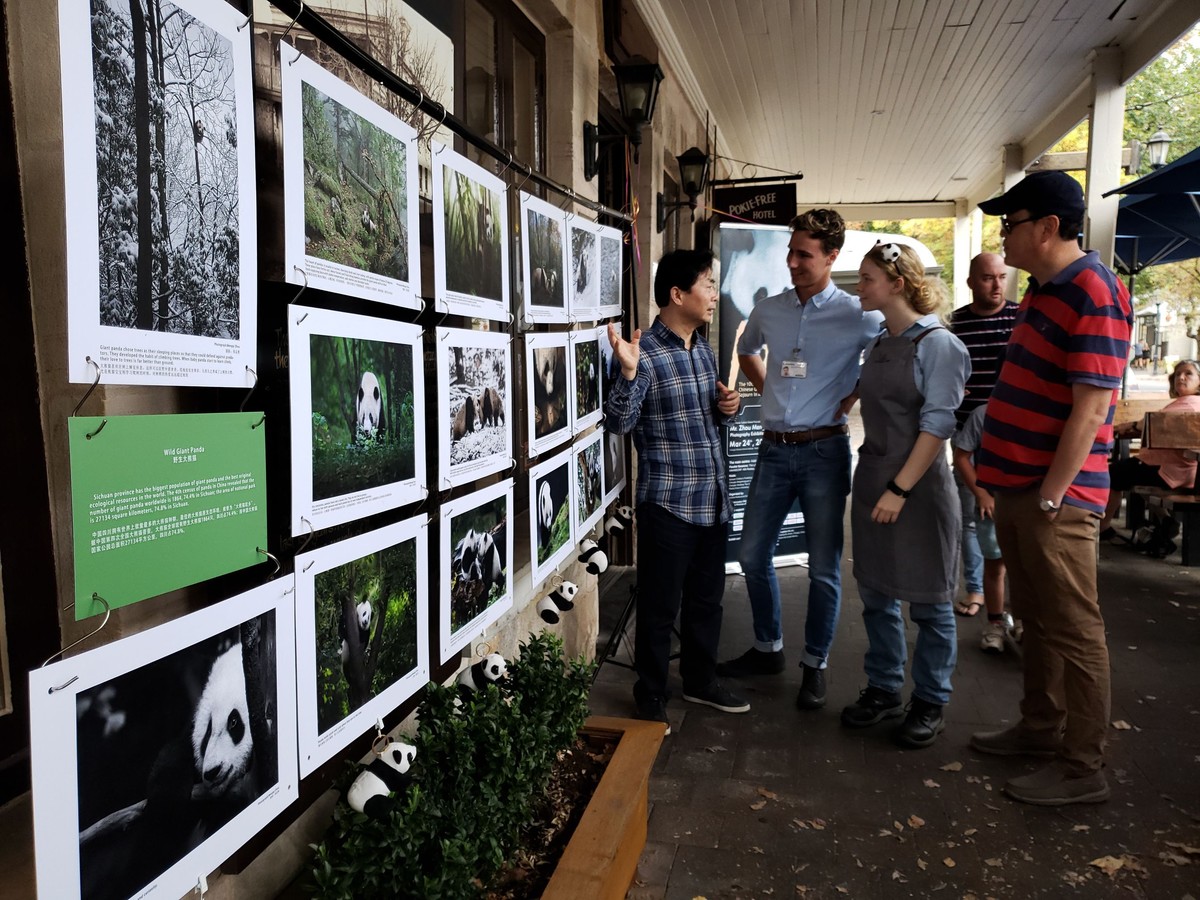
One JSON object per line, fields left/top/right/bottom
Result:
{"left": 520, "top": 191, "right": 569, "bottom": 323}
{"left": 436, "top": 328, "right": 512, "bottom": 488}
{"left": 442, "top": 164, "right": 503, "bottom": 301}
{"left": 525, "top": 332, "right": 571, "bottom": 457}
{"left": 573, "top": 429, "right": 605, "bottom": 535}
{"left": 570, "top": 328, "right": 603, "bottom": 433}
{"left": 312, "top": 536, "right": 420, "bottom": 736}
{"left": 528, "top": 448, "right": 574, "bottom": 589}
{"left": 72, "top": 612, "right": 279, "bottom": 900}
{"left": 440, "top": 480, "right": 514, "bottom": 660}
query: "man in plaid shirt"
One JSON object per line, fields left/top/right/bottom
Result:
{"left": 606, "top": 249, "right": 749, "bottom": 732}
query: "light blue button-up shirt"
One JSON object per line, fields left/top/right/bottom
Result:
{"left": 737, "top": 283, "right": 883, "bottom": 432}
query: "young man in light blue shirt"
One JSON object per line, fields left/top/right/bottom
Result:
{"left": 717, "top": 209, "right": 883, "bottom": 711}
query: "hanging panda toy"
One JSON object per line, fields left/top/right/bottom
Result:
{"left": 346, "top": 739, "right": 417, "bottom": 819}
{"left": 537, "top": 580, "right": 579, "bottom": 623}
{"left": 457, "top": 652, "right": 508, "bottom": 693}
{"left": 578, "top": 538, "right": 608, "bottom": 574}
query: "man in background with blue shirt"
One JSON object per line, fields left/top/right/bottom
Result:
{"left": 718, "top": 209, "right": 883, "bottom": 711}
{"left": 606, "top": 249, "right": 749, "bottom": 732}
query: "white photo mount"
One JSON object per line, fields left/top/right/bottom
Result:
{"left": 440, "top": 479, "right": 514, "bottom": 662}
{"left": 572, "top": 428, "right": 606, "bottom": 537}
{"left": 519, "top": 192, "right": 570, "bottom": 325}
{"left": 281, "top": 44, "right": 422, "bottom": 310}
{"left": 289, "top": 306, "right": 427, "bottom": 536}
{"left": 595, "top": 225, "right": 625, "bottom": 320}
{"left": 435, "top": 327, "right": 513, "bottom": 489}
{"left": 569, "top": 326, "right": 605, "bottom": 434}
{"left": 30, "top": 581, "right": 297, "bottom": 900}
{"left": 567, "top": 218, "right": 602, "bottom": 322}
{"left": 524, "top": 331, "right": 572, "bottom": 459}
{"left": 432, "top": 144, "right": 511, "bottom": 322}
{"left": 62, "top": 0, "right": 257, "bottom": 386}
{"left": 294, "top": 515, "right": 430, "bottom": 778}
{"left": 528, "top": 447, "right": 576, "bottom": 592}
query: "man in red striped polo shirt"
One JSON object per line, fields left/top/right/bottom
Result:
{"left": 969, "top": 171, "right": 1132, "bottom": 806}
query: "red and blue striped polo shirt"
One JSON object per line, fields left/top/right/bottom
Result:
{"left": 976, "top": 251, "right": 1132, "bottom": 514}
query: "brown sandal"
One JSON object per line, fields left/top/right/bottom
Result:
{"left": 954, "top": 599, "right": 983, "bottom": 617}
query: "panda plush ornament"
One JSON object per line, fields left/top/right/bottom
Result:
{"left": 536, "top": 596, "right": 562, "bottom": 624}
{"left": 549, "top": 581, "right": 578, "bottom": 611}
{"left": 346, "top": 739, "right": 416, "bottom": 819}
{"left": 578, "top": 538, "right": 608, "bottom": 574}
{"left": 456, "top": 653, "right": 507, "bottom": 692}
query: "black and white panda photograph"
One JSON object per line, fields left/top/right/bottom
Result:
{"left": 570, "top": 327, "right": 604, "bottom": 433}
{"left": 28, "top": 584, "right": 297, "bottom": 900}
{"left": 436, "top": 328, "right": 513, "bottom": 488}
{"left": 289, "top": 307, "right": 427, "bottom": 535}
{"left": 520, "top": 192, "right": 569, "bottom": 324}
{"left": 528, "top": 448, "right": 574, "bottom": 590}
{"left": 524, "top": 332, "right": 571, "bottom": 458}
{"left": 569, "top": 222, "right": 599, "bottom": 314}
{"left": 573, "top": 428, "right": 606, "bottom": 536}
{"left": 603, "top": 427, "right": 627, "bottom": 505}
{"left": 439, "top": 480, "right": 514, "bottom": 661}
{"left": 598, "top": 227, "right": 623, "bottom": 317}
{"left": 293, "top": 516, "right": 429, "bottom": 776}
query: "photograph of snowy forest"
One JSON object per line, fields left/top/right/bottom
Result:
{"left": 90, "top": 0, "right": 243, "bottom": 337}
{"left": 309, "top": 333, "right": 416, "bottom": 502}
{"left": 300, "top": 81, "right": 412, "bottom": 284}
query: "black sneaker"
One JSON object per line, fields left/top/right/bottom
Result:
{"left": 716, "top": 647, "right": 785, "bottom": 677}
{"left": 796, "top": 664, "right": 827, "bottom": 710}
{"left": 840, "top": 686, "right": 904, "bottom": 728}
{"left": 892, "top": 696, "right": 945, "bottom": 748}
{"left": 682, "top": 681, "right": 751, "bottom": 713}
{"left": 634, "top": 695, "right": 671, "bottom": 735}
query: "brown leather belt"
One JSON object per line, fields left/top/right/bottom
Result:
{"left": 761, "top": 424, "right": 848, "bottom": 445}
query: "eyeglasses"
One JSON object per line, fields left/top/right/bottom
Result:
{"left": 1000, "top": 214, "right": 1044, "bottom": 235}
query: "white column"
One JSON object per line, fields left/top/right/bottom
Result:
{"left": 970, "top": 207, "right": 983, "bottom": 257}
{"left": 953, "top": 199, "right": 970, "bottom": 308}
{"left": 1002, "top": 144, "right": 1024, "bottom": 301}
{"left": 1085, "top": 47, "right": 1125, "bottom": 265}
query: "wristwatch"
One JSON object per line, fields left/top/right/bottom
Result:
{"left": 1038, "top": 496, "right": 1060, "bottom": 513}
{"left": 885, "top": 480, "right": 912, "bottom": 499}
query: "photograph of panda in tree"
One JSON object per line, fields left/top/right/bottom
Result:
{"left": 574, "top": 431, "right": 604, "bottom": 535}
{"left": 313, "top": 538, "right": 419, "bottom": 736}
{"left": 570, "top": 223, "right": 599, "bottom": 312}
{"left": 572, "top": 331, "right": 603, "bottom": 432}
{"left": 300, "top": 80, "right": 410, "bottom": 283}
{"left": 73, "top": 611, "right": 279, "bottom": 900}
{"left": 449, "top": 497, "right": 508, "bottom": 634}
{"left": 309, "top": 332, "right": 415, "bottom": 502}
{"left": 442, "top": 165, "right": 503, "bottom": 301}
{"left": 88, "top": 0, "right": 243, "bottom": 338}
{"left": 599, "top": 229, "right": 622, "bottom": 313}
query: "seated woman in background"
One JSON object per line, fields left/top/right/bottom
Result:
{"left": 1099, "top": 359, "right": 1200, "bottom": 547}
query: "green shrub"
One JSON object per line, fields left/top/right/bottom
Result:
{"left": 309, "top": 631, "right": 594, "bottom": 899}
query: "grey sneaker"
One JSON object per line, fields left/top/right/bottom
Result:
{"left": 980, "top": 620, "right": 1006, "bottom": 654}
{"left": 969, "top": 724, "right": 1061, "bottom": 758}
{"left": 682, "top": 680, "right": 750, "bottom": 713}
{"left": 1003, "top": 762, "right": 1110, "bottom": 806}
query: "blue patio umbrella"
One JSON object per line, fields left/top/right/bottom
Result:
{"left": 1104, "top": 144, "right": 1200, "bottom": 274}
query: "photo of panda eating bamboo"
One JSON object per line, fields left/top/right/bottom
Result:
{"left": 313, "top": 539, "right": 420, "bottom": 736}
{"left": 74, "top": 614, "right": 279, "bottom": 900}
{"left": 571, "top": 331, "right": 603, "bottom": 430}
{"left": 449, "top": 495, "right": 509, "bottom": 632}
{"left": 574, "top": 433, "right": 604, "bottom": 534}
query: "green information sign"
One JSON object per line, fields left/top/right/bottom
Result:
{"left": 69, "top": 413, "right": 268, "bottom": 619}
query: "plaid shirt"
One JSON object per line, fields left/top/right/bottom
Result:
{"left": 605, "top": 318, "right": 732, "bottom": 526}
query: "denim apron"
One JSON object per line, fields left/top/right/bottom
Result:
{"left": 851, "top": 328, "right": 960, "bottom": 603}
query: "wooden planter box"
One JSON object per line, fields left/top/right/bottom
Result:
{"left": 542, "top": 715, "right": 667, "bottom": 900}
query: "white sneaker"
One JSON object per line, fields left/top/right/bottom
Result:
{"left": 980, "top": 620, "right": 1006, "bottom": 654}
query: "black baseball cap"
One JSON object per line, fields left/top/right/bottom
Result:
{"left": 978, "top": 171, "right": 1085, "bottom": 220}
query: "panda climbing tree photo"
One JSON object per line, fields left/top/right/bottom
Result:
{"left": 308, "top": 331, "right": 416, "bottom": 502}
{"left": 314, "top": 538, "right": 420, "bottom": 734}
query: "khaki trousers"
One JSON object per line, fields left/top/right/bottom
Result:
{"left": 993, "top": 490, "right": 1110, "bottom": 775}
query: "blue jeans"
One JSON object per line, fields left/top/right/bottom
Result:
{"left": 956, "top": 476, "right": 984, "bottom": 594}
{"left": 737, "top": 436, "right": 850, "bottom": 669}
{"left": 859, "top": 585, "right": 958, "bottom": 706}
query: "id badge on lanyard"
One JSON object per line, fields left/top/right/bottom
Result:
{"left": 781, "top": 355, "right": 807, "bottom": 378}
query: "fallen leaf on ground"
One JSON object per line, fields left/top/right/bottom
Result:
{"left": 792, "top": 818, "right": 809, "bottom": 829}
{"left": 795, "top": 888, "right": 808, "bottom": 896}
{"left": 835, "top": 887, "right": 849, "bottom": 894}
{"left": 750, "top": 799, "right": 767, "bottom": 810}
{"left": 984, "top": 857, "right": 1003, "bottom": 867}
{"left": 917, "top": 858, "right": 928, "bottom": 871}
{"left": 891, "top": 869, "right": 907, "bottom": 882}
{"left": 893, "top": 820, "right": 905, "bottom": 831}
{"left": 907, "top": 815, "right": 926, "bottom": 828}
{"left": 1159, "top": 850, "right": 1192, "bottom": 866}
{"left": 750, "top": 846, "right": 765, "bottom": 855}
{"left": 1089, "top": 854, "right": 1145, "bottom": 877}
{"left": 704, "top": 745, "right": 728, "bottom": 753}
{"left": 940, "top": 761, "right": 963, "bottom": 771}
{"left": 1112, "top": 720, "right": 1132, "bottom": 730}
{"left": 1061, "top": 870, "right": 1089, "bottom": 885}
{"left": 757, "top": 787, "right": 779, "bottom": 800}
{"left": 924, "top": 778, "right": 941, "bottom": 788}
{"left": 963, "top": 828, "right": 978, "bottom": 836}
{"left": 809, "top": 818, "right": 827, "bottom": 829}
{"left": 1072, "top": 824, "right": 1091, "bottom": 832}
{"left": 943, "top": 857, "right": 956, "bottom": 868}
{"left": 1166, "top": 841, "right": 1200, "bottom": 855}
{"left": 966, "top": 775, "right": 982, "bottom": 783}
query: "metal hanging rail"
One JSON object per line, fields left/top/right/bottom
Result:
{"left": 269, "top": 0, "right": 633, "bottom": 224}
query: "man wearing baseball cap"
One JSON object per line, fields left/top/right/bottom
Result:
{"left": 969, "top": 171, "right": 1132, "bottom": 805}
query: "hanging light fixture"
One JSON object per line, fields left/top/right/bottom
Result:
{"left": 1147, "top": 129, "right": 1172, "bottom": 169}
{"left": 656, "top": 146, "right": 711, "bottom": 232}
{"left": 583, "top": 55, "right": 665, "bottom": 180}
